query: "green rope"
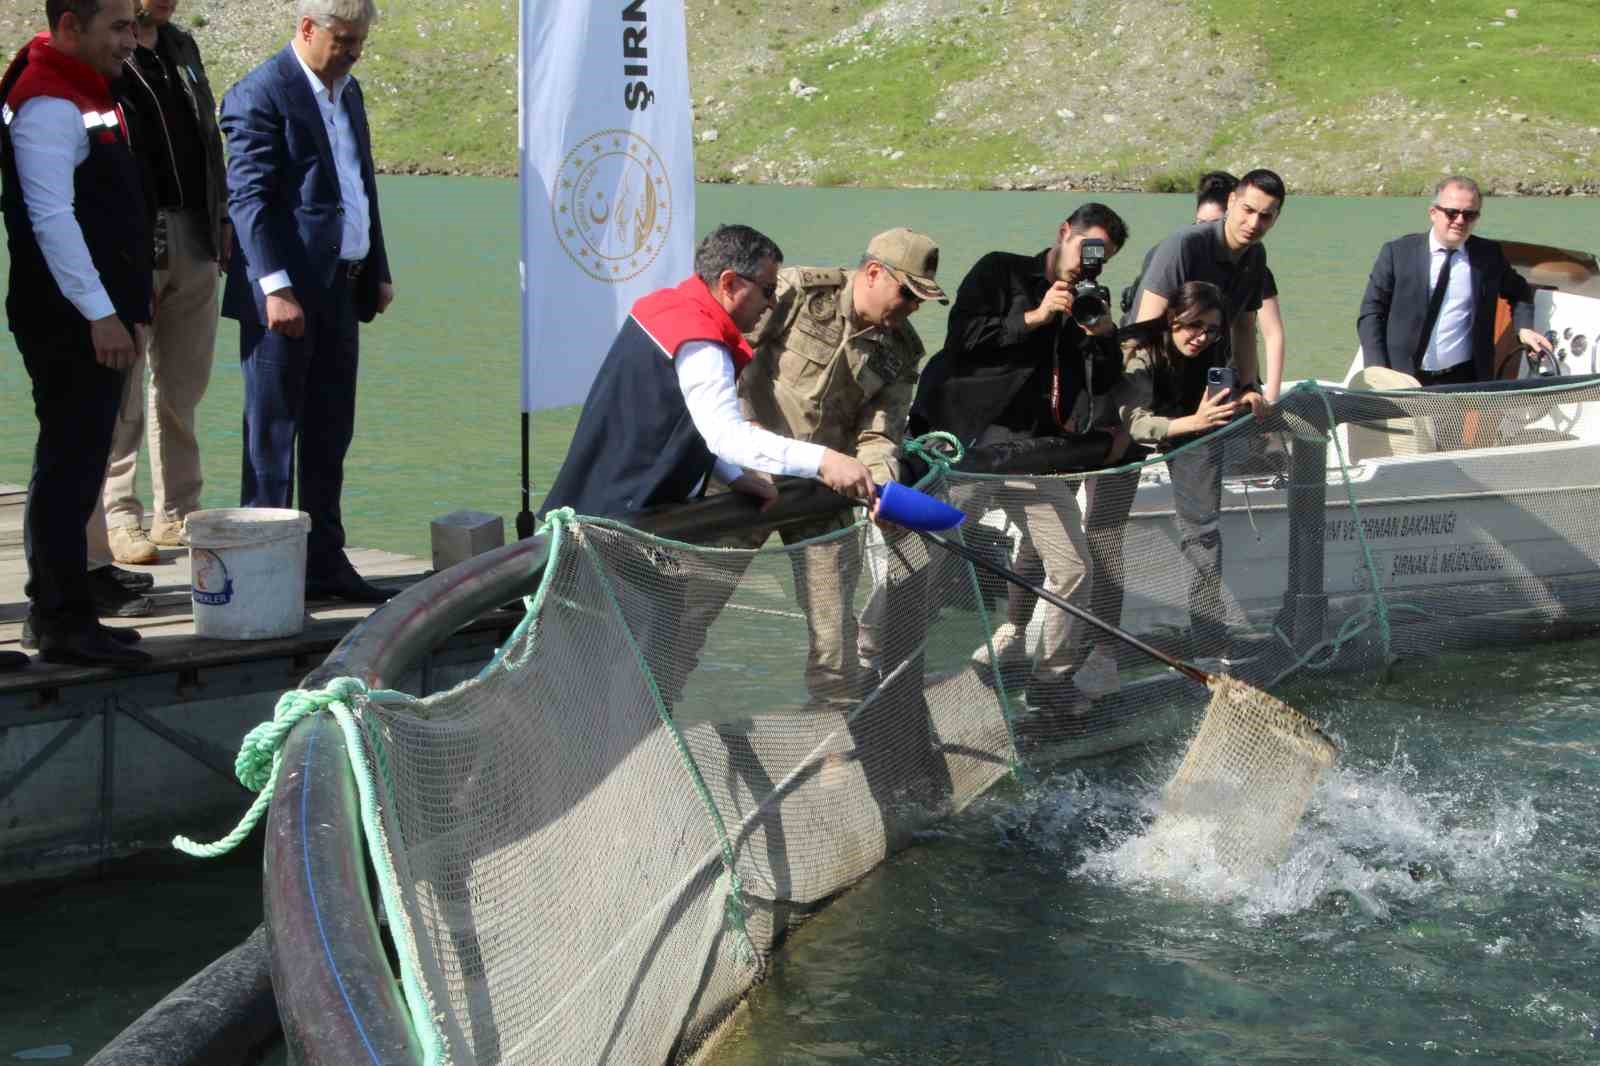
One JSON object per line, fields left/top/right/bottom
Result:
{"left": 1315, "top": 385, "right": 1395, "bottom": 666}
{"left": 478, "top": 506, "right": 574, "bottom": 679}
{"left": 562, "top": 512, "right": 763, "bottom": 972}
{"left": 954, "top": 511, "right": 1031, "bottom": 784}
{"left": 902, "top": 430, "right": 965, "bottom": 483}
{"left": 1266, "top": 603, "right": 1428, "bottom": 689}
{"left": 173, "top": 676, "right": 450, "bottom": 1061}
{"left": 172, "top": 676, "right": 373, "bottom": 857}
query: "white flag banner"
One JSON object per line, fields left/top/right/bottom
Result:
{"left": 519, "top": 0, "right": 696, "bottom": 412}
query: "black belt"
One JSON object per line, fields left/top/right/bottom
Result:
{"left": 341, "top": 258, "right": 366, "bottom": 280}
{"left": 1415, "top": 361, "right": 1474, "bottom": 386}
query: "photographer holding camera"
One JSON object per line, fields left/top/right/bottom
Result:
{"left": 909, "top": 202, "right": 1131, "bottom": 714}
{"left": 910, "top": 203, "right": 1129, "bottom": 446}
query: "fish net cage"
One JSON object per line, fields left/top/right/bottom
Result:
{"left": 254, "top": 376, "right": 1600, "bottom": 1065}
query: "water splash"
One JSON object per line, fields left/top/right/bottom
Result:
{"left": 1008, "top": 745, "right": 1541, "bottom": 922}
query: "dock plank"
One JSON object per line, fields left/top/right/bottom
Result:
{"left": 0, "top": 482, "right": 461, "bottom": 688}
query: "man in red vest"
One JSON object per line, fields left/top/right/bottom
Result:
{"left": 1, "top": 0, "right": 153, "bottom": 667}
{"left": 542, "top": 224, "right": 876, "bottom": 519}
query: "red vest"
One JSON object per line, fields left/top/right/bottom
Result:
{"left": 5, "top": 33, "right": 126, "bottom": 142}
{"left": 630, "top": 275, "right": 754, "bottom": 375}
{"left": 0, "top": 34, "right": 150, "bottom": 334}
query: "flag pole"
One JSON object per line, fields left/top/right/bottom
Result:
{"left": 517, "top": 411, "right": 533, "bottom": 538}
{"left": 514, "top": 0, "right": 534, "bottom": 540}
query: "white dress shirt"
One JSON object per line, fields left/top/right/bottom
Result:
{"left": 257, "top": 44, "right": 371, "bottom": 296}
{"left": 676, "top": 340, "right": 824, "bottom": 492}
{"left": 1421, "top": 233, "right": 1474, "bottom": 372}
{"left": 9, "top": 96, "right": 116, "bottom": 321}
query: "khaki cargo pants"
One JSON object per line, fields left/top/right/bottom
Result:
{"left": 719, "top": 507, "right": 866, "bottom": 704}
{"left": 973, "top": 424, "right": 1093, "bottom": 684}
{"left": 103, "top": 207, "right": 220, "bottom": 531}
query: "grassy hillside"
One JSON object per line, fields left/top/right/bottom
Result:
{"left": 0, "top": 0, "right": 1594, "bottom": 194}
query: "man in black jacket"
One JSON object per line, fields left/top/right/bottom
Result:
{"left": 910, "top": 203, "right": 1131, "bottom": 710}
{"left": 97, "top": 0, "right": 228, "bottom": 564}
{"left": 1357, "top": 175, "right": 1553, "bottom": 384}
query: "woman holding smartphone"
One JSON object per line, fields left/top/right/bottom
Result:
{"left": 1073, "top": 280, "right": 1259, "bottom": 696}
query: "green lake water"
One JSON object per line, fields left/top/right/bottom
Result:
{"left": 4, "top": 180, "right": 1600, "bottom": 560}
{"left": 703, "top": 644, "right": 1600, "bottom": 1065}
{"left": 3, "top": 183, "right": 1600, "bottom": 1061}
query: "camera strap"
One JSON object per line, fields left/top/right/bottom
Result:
{"left": 1050, "top": 342, "right": 1077, "bottom": 433}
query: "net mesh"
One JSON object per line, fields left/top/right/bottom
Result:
{"left": 1152, "top": 676, "right": 1339, "bottom": 877}
{"left": 311, "top": 377, "right": 1600, "bottom": 1065}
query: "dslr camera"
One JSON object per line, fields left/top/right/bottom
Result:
{"left": 1071, "top": 238, "right": 1111, "bottom": 329}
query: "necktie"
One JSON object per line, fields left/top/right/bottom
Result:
{"left": 1417, "top": 248, "right": 1456, "bottom": 363}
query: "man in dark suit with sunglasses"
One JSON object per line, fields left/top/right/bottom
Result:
{"left": 1358, "top": 175, "right": 1553, "bottom": 385}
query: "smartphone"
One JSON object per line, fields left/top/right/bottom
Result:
{"left": 1204, "top": 365, "right": 1238, "bottom": 400}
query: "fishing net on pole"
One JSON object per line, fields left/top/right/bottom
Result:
{"left": 231, "top": 376, "right": 1600, "bottom": 1064}
{"left": 935, "top": 376, "right": 1600, "bottom": 757}
{"left": 1152, "top": 676, "right": 1338, "bottom": 877}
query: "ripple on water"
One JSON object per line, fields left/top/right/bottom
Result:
{"left": 706, "top": 647, "right": 1600, "bottom": 1065}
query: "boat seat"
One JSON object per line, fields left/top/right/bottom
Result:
{"left": 1345, "top": 366, "right": 1436, "bottom": 462}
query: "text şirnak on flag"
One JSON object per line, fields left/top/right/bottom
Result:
{"left": 519, "top": 0, "right": 695, "bottom": 412}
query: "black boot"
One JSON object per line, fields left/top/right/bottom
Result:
{"left": 31, "top": 614, "right": 151, "bottom": 669}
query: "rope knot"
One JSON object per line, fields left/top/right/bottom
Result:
{"left": 175, "top": 677, "right": 372, "bottom": 857}
{"left": 903, "top": 431, "right": 965, "bottom": 475}
{"left": 537, "top": 506, "right": 577, "bottom": 538}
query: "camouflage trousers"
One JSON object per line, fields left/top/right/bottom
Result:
{"left": 718, "top": 508, "right": 870, "bottom": 704}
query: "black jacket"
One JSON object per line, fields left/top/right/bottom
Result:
{"left": 1357, "top": 232, "right": 1534, "bottom": 380}
{"left": 912, "top": 248, "right": 1113, "bottom": 445}
{"left": 115, "top": 22, "right": 226, "bottom": 258}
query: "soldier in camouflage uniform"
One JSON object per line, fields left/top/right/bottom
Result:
{"left": 733, "top": 228, "right": 946, "bottom": 703}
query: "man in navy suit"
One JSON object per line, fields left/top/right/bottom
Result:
{"left": 1358, "top": 176, "right": 1553, "bottom": 385}
{"left": 220, "top": 0, "right": 394, "bottom": 603}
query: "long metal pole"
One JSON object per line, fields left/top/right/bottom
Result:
{"left": 920, "top": 530, "right": 1212, "bottom": 686}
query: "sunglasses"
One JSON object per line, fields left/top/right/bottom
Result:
{"left": 877, "top": 265, "right": 923, "bottom": 303}
{"left": 735, "top": 272, "right": 777, "bottom": 301}
{"left": 1433, "top": 206, "right": 1480, "bottom": 223}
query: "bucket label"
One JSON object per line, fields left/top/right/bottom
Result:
{"left": 192, "top": 548, "right": 235, "bottom": 606}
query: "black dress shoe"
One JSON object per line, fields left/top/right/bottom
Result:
{"left": 37, "top": 624, "right": 152, "bottom": 669}
{"left": 305, "top": 567, "right": 391, "bottom": 604}
{"left": 88, "top": 568, "right": 155, "bottom": 618}
{"left": 21, "top": 617, "right": 142, "bottom": 650}
{"left": 100, "top": 564, "right": 156, "bottom": 592}
{"left": 0, "top": 650, "right": 27, "bottom": 672}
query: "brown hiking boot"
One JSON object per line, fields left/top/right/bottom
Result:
{"left": 108, "top": 525, "right": 160, "bottom": 565}
{"left": 149, "top": 519, "right": 186, "bottom": 547}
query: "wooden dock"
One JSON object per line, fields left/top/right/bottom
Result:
{"left": 0, "top": 482, "right": 438, "bottom": 693}
{"left": 0, "top": 482, "right": 520, "bottom": 882}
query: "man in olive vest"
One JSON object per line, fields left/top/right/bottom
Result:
{"left": 735, "top": 227, "right": 945, "bottom": 703}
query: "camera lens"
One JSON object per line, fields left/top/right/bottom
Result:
{"left": 1073, "top": 294, "right": 1106, "bottom": 326}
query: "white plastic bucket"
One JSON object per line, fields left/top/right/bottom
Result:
{"left": 185, "top": 508, "right": 312, "bottom": 640}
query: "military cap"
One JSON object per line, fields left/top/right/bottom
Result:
{"left": 865, "top": 227, "right": 949, "bottom": 305}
